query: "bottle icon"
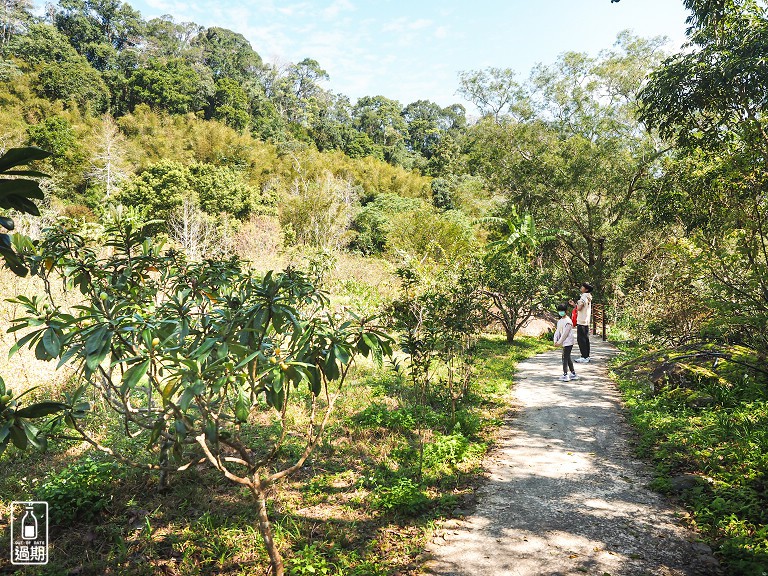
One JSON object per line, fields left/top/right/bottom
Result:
{"left": 21, "top": 505, "right": 37, "bottom": 540}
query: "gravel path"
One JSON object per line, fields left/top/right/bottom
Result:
{"left": 426, "top": 337, "right": 721, "bottom": 576}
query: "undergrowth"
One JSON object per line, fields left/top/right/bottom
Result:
{"left": 610, "top": 343, "right": 768, "bottom": 576}
{"left": 0, "top": 334, "right": 549, "bottom": 575}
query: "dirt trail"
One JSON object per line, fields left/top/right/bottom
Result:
{"left": 426, "top": 337, "right": 721, "bottom": 576}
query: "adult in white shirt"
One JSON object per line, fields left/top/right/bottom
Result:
{"left": 569, "top": 282, "right": 593, "bottom": 363}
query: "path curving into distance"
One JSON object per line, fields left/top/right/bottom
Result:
{"left": 426, "top": 337, "right": 722, "bottom": 576}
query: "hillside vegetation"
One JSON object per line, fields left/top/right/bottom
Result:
{"left": 0, "top": 0, "right": 767, "bottom": 574}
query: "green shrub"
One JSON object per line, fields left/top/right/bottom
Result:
{"left": 612, "top": 346, "right": 768, "bottom": 574}
{"left": 35, "top": 456, "right": 118, "bottom": 523}
{"left": 355, "top": 403, "right": 415, "bottom": 430}
{"left": 336, "top": 278, "right": 386, "bottom": 316}
{"left": 430, "top": 177, "right": 454, "bottom": 211}
{"left": 386, "top": 207, "right": 477, "bottom": 264}
{"left": 354, "top": 403, "right": 445, "bottom": 431}
{"left": 350, "top": 193, "right": 425, "bottom": 255}
{"left": 422, "top": 430, "right": 470, "bottom": 472}
{"left": 371, "top": 478, "right": 430, "bottom": 515}
{"left": 27, "top": 115, "right": 86, "bottom": 173}
{"left": 38, "top": 57, "right": 110, "bottom": 113}
{"left": 288, "top": 544, "right": 333, "bottom": 576}
{"left": 279, "top": 173, "right": 358, "bottom": 250}
{"left": 455, "top": 409, "right": 482, "bottom": 438}
{"left": 120, "top": 160, "right": 262, "bottom": 227}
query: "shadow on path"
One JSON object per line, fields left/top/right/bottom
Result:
{"left": 426, "top": 337, "right": 721, "bottom": 576}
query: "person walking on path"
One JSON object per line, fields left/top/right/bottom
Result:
{"left": 570, "top": 282, "right": 593, "bottom": 363}
{"left": 553, "top": 302, "right": 578, "bottom": 381}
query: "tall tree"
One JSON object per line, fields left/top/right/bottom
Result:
{"left": 263, "top": 58, "right": 331, "bottom": 127}
{"left": 194, "top": 26, "right": 261, "bottom": 82}
{"left": 6, "top": 23, "right": 79, "bottom": 66}
{"left": 53, "top": 0, "right": 144, "bottom": 70}
{"left": 467, "top": 33, "right": 668, "bottom": 297}
{"left": 0, "top": 0, "right": 33, "bottom": 45}
{"left": 208, "top": 77, "right": 250, "bottom": 131}
{"left": 353, "top": 95, "right": 410, "bottom": 164}
{"left": 37, "top": 55, "right": 110, "bottom": 113}
{"left": 353, "top": 95, "right": 406, "bottom": 147}
{"left": 402, "top": 99, "right": 467, "bottom": 161}
{"left": 144, "top": 15, "right": 202, "bottom": 59}
{"left": 457, "top": 67, "right": 528, "bottom": 123}
{"left": 128, "top": 57, "right": 210, "bottom": 114}
{"left": 402, "top": 99, "right": 443, "bottom": 157}
{"left": 639, "top": 0, "right": 768, "bottom": 348}
{"left": 86, "top": 114, "right": 130, "bottom": 197}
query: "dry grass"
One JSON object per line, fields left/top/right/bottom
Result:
{"left": 0, "top": 267, "right": 78, "bottom": 395}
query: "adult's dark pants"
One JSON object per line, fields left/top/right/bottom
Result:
{"left": 576, "top": 324, "right": 590, "bottom": 359}
{"left": 562, "top": 345, "right": 574, "bottom": 375}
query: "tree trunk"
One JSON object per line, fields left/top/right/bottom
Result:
{"left": 250, "top": 483, "right": 284, "bottom": 576}
{"left": 504, "top": 327, "right": 515, "bottom": 343}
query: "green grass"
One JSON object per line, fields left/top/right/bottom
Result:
{"left": 0, "top": 334, "right": 549, "bottom": 575}
{"left": 610, "top": 343, "right": 768, "bottom": 576}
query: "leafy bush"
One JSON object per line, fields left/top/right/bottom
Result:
{"left": 454, "top": 409, "right": 483, "bottom": 438}
{"left": 612, "top": 345, "right": 768, "bottom": 574}
{"left": 9, "top": 206, "right": 392, "bottom": 575}
{"left": 279, "top": 172, "right": 359, "bottom": 250}
{"left": 288, "top": 544, "right": 333, "bottom": 576}
{"left": 128, "top": 57, "right": 210, "bottom": 115}
{"left": 371, "top": 478, "right": 431, "bottom": 515}
{"left": 422, "top": 430, "right": 470, "bottom": 471}
{"left": 36, "top": 456, "right": 118, "bottom": 523}
{"left": 349, "top": 193, "right": 425, "bottom": 255}
{"left": 38, "top": 57, "right": 110, "bottom": 113}
{"left": 386, "top": 207, "right": 477, "bottom": 264}
{"left": 120, "top": 160, "right": 262, "bottom": 226}
{"left": 335, "top": 278, "right": 386, "bottom": 317}
{"left": 430, "top": 177, "right": 454, "bottom": 211}
{"left": 26, "top": 116, "right": 86, "bottom": 173}
{"left": 355, "top": 403, "right": 414, "bottom": 430}
{"left": 354, "top": 403, "right": 445, "bottom": 431}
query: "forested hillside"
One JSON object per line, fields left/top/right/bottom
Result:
{"left": 1, "top": 0, "right": 672, "bottom": 293}
{"left": 1, "top": 0, "right": 767, "bottom": 574}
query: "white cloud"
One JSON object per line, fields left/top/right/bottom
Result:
{"left": 407, "top": 18, "right": 432, "bottom": 31}
{"left": 323, "top": 0, "right": 355, "bottom": 20}
{"left": 242, "top": 22, "right": 295, "bottom": 59}
{"left": 382, "top": 17, "right": 433, "bottom": 33}
{"left": 275, "top": 2, "right": 313, "bottom": 17}
{"left": 142, "top": 0, "right": 204, "bottom": 19}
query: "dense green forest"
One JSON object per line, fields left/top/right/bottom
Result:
{"left": 0, "top": 0, "right": 767, "bottom": 574}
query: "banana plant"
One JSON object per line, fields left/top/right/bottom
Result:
{"left": 479, "top": 206, "right": 561, "bottom": 262}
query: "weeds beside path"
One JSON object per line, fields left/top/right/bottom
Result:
{"left": 611, "top": 343, "right": 768, "bottom": 576}
{"left": 426, "top": 337, "right": 721, "bottom": 576}
{"left": 0, "top": 335, "right": 548, "bottom": 576}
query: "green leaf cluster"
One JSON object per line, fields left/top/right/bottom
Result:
{"left": 0, "top": 146, "right": 51, "bottom": 276}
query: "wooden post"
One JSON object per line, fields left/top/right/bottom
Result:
{"left": 591, "top": 304, "right": 607, "bottom": 341}
{"left": 602, "top": 306, "right": 607, "bottom": 341}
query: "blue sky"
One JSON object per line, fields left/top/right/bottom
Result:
{"left": 128, "top": 0, "right": 690, "bottom": 108}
